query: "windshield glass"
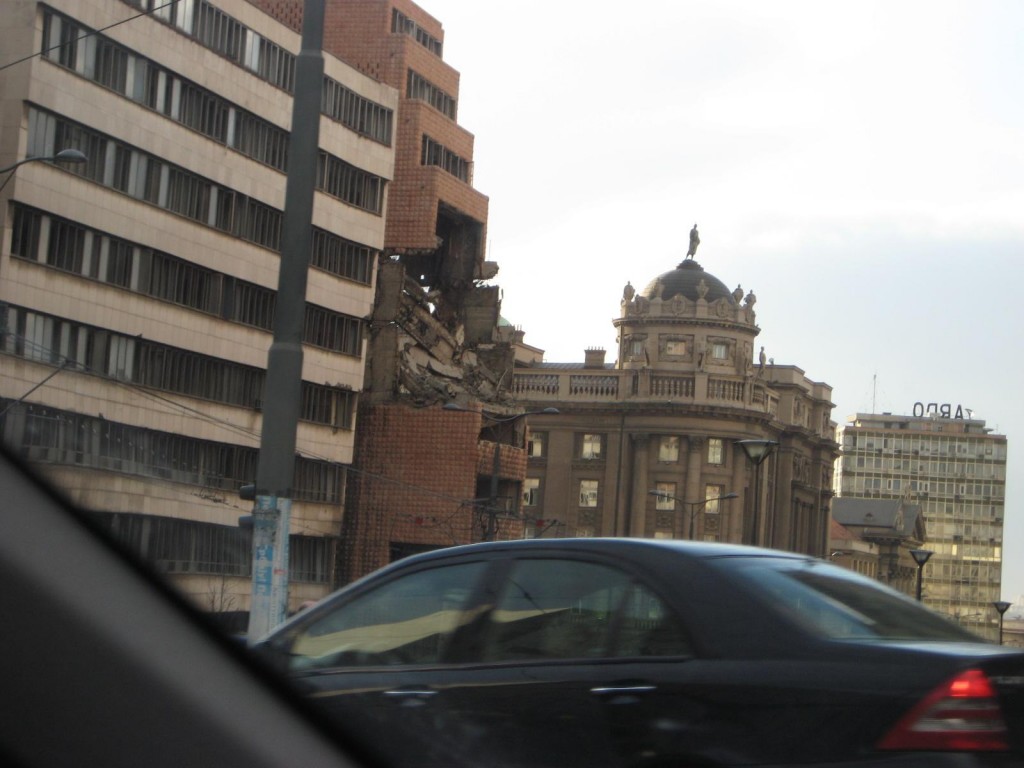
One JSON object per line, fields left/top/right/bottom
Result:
{"left": 722, "top": 557, "right": 982, "bottom": 642}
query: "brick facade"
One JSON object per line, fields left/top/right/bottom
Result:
{"left": 246, "top": 0, "right": 489, "bottom": 259}
{"left": 341, "top": 403, "right": 526, "bottom": 581}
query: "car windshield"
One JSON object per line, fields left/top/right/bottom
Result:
{"left": 722, "top": 556, "right": 982, "bottom": 642}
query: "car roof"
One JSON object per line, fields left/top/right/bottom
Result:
{"left": 384, "top": 537, "right": 813, "bottom": 568}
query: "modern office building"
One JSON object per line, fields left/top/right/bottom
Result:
{"left": 248, "top": 0, "right": 511, "bottom": 583}
{"left": 838, "top": 411, "right": 1008, "bottom": 639}
{"left": 511, "top": 255, "right": 840, "bottom": 558}
{"left": 0, "top": 0, "right": 397, "bottom": 618}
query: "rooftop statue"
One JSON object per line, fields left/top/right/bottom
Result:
{"left": 686, "top": 223, "right": 700, "bottom": 259}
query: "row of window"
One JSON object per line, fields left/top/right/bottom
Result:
{"left": 528, "top": 432, "right": 729, "bottom": 466}
{"left": 841, "top": 475, "right": 1003, "bottom": 498}
{"left": 844, "top": 433, "right": 1006, "bottom": 460}
{"left": 10, "top": 205, "right": 366, "bottom": 356}
{"left": 92, "top": 511, "right": 332, "bottom": 582}
{"left": 44, "top": 8, "right": 287, "bottom": 170}
{"left": 28, "top": 108, "right": 384, "bottom": 257}
{"left": 117, "top": 0, "right": 394, "bottom": 145}
{"left": 842, "top": 454, "right": 1006, "bottom": 479}
{"left": 2, "top": 305, "right": 356, "bottom": 429}
{"left": 421, "top": 135, "right": 469, "bottom": 182}
{"left": 391, "top": 8, "right": 443, "bottom": 56}
{"left": 626, "top": 335, "right": 733, "bottom": 363}
{"left": 2, "top": 401, "right": 344, "bottom": 503}
{"left": 407, "top": 70, "right": 456, "bottom": 119}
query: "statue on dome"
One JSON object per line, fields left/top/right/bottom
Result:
{"left": 686, "top": 224, "right": 700, "bottom": 259}
{"left": 622, "top": 281, "right": 635, "bottom": 302}
{"left": 732, "top": 285, "right": 744, "bottom": 303}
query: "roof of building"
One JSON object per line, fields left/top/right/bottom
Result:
{"left": 830, "top": 518, "right": 857, "bottom": 541}
{"left": 640, "top": 259, "right": 736, "bottom": 304}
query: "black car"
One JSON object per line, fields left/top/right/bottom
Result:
{"left": 256, "top": 538, "right": 1024, "bottom": 768}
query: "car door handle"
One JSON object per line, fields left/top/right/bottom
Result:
{"left": 382, "top": 688, "right": 438, "bottom": 698}
{"left": 590, "top": 685, "right": 657, "bottom": 695}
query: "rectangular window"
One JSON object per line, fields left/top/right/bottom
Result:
{"left": 321, "top": 77, "right": 394, "bottom": 145}
{"left": 711, "top": 341, "right": 730, "bottom": 360}
{"left": 527, "top": 432, "right": 545, "bottom": 458}
{"left": 704, "top": 484, "right": 726, "bottom": 514}
{"left": 663, "top": 338, "right": 688, "bottom": 357}
{"left": 406, "top": 69, "right": 456, "bottom": 119}
{"left": 391, "top": 8, "right": 442, "bottom": 56}
{"left": 580, "top": 434, "right": 602, "bottom": 460}
{"left": 579, "top": 480, "right": 599, "bottom": 507}
{"left": 420, "top": 135, "right": 469, "bottom": 182}
{"left": 317, "top": 152, "right": 385, "bottom": 214}
{"left": 658, "top": 436, "right": 679, "bottom": 462}
{"left": 522, "top": 478, "right": 540, "bottom": 507}
{"left": 303, "top": 305, "right": 362, "bottom": 356}
{"left": 708, "top": 438, "right": 724, "bottom": 465}
{"left": 654, "top": 482, "right": 676, "bottom": 510}
{"left": 95, "top": 38, "right": 129, "bottom": 92}
{"left": 310, "top": 229, "right": 374, "bottom": 284}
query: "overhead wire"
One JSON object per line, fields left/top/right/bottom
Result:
{"left": 0, "top": 0, "right": 182, "bottom": 73}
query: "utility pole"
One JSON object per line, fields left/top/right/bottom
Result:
{"left": 247, "top": 0, "right": 325, "bottom": 640}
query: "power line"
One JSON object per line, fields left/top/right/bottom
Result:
{"left": 0, "top": 0, "right": 181, "bottom": 73}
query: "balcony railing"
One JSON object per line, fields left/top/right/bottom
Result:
{"left": 512, "top": 368, "right": 781, "bottom": 418}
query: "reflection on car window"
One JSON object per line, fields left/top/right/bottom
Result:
{"left": 478, "top": 559, "right": 691, "bottom": 661}
{"left": 481, "top": 559, "right": 628, "bottom": 661}
{"left": 287, "top": 561, "right": 486, "bottom": 670}
{"left": 613, "top": 582, "right": 692, "bottom": 658}
{"left": 727, "top": 558, "right": 980, "bottom": 642}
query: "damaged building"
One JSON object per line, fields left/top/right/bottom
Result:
{"left": 247, "top": 0, "right": 523, "bottom": 581}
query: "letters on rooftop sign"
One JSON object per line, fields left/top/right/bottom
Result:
{"left": 912, "top": 402, "right": 973, "bottom": 420}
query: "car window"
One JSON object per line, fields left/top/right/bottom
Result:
{"left": 480, "top": 559, "right": 628, "bottom": 661}
{"left": 477, "top": 558, "right": 690, "bottom": 661}
{"left": 285, "top": 561, "right": 487, "bottom": 670}
{"left": 724, "top": 557, "right": 981, "bottom": 642}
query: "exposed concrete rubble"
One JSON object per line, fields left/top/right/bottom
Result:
{"left": 364, "top": 259, "right": 515, "bottom": 408}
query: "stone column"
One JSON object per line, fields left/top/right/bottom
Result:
{"left": 683, "top": 436, "right": 704, "bottom": 538}
{"left": 729, "top": 447, "right": 748, "bottom": 543}
{"left": 629, "top": 434, "right": 650, "bottom": 537}
{"left": 773, "top": 449, "right": 794, "bottom": 549}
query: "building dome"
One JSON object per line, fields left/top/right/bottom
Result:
{"left": 640, "top": 260, "right": 735, "bottom": 304}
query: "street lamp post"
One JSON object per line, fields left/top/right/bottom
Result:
{"left": 647, "top": 490, "right": 739, "bottom": 539}
{"left": 247, "top": 0, "right": 326, "bottom": 641}
{"left": 909, "top": 548, "right": 933, "bottom": 601}
{"left": 444, "top": 403, "right": 558, "bottom": 541}
{"left": 0, "top": 148, "right": 88, "bottom": 194}
{"left": 993, "top": 600, "right": 1012, "bottom": 645}
{"left": 736, "top": 439, "right": 778, "bottom": 546}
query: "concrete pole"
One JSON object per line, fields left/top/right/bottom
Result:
{"left": 248, "top": 0, "right": 325, "bottom": 640}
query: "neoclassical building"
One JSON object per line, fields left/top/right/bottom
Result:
{"left": 512, "top": 255, "right": 840, "bottom": 557}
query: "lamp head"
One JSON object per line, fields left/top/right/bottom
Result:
{"left": 909, "top": 548, "right": 934, "bottom": 567}
{"left": 53, "top": 148, "right": 87, "bottom": 164}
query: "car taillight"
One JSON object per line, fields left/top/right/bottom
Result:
{"left": 878, "top": 668, "right": 1008, "bottom": 752}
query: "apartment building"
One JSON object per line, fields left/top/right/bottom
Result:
{"left": 0, "top": 0, "right": 397, "bottom": 617}
{"left": 838, "top": 411, "right": 1008, "bottom": 639}
{"left": 512, "top": 256, "right": 840, "bottom": 558}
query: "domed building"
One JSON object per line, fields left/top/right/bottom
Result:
{"left": 511, "top": 256, "right": 840, "bottom": 557}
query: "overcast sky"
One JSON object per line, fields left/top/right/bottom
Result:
{"left": 423, "top": 0, "right": 1024, "bottom": 605}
